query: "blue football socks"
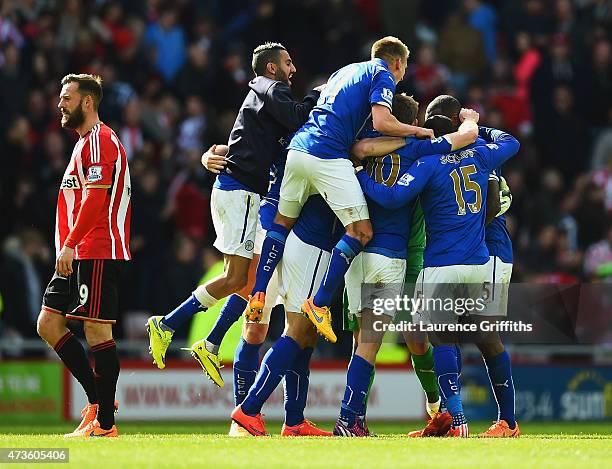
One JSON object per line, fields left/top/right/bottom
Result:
{"left": 434, "top": 345, "right": 466, "bottom": 427}
{"left": 484, "top": 350, "right": 516, "bottom": 429}
{"left": 284, "top": 347, "right": 313, "bottom": 426}
{"left": 162, "top": 294, "right": 204, "bottom": 331}
{"left": 241, "top": 335, "right": 300, "bottom": 416}
{"left": 252, "top": 223, "right": 289, "bottom": 295}
{"left": 206, "top": 295, "right": 247, "bottom": 348}
{"left": 313, "top": 234, "right": 362, "bottom": 307}
{"left": 339, "top": 354, "right": 373, "bottom": 426}
{"left": 233, "top": 338, "right": 262, "bottom": 406}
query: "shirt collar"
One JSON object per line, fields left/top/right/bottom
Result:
{"left": 372, "top": 57, "right": 390, "bottom": 70}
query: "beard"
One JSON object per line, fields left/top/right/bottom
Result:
{"left": 274, "top": 68, "right": 291, "bottom": 86}
{"left": 61, "top": 99, "right": 86, "bottom": 129}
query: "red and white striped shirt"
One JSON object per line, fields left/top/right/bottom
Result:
{"left": 55, "top": 122, "right": 132, "bottom": 260}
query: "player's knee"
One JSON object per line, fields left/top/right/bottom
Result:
{"left": 273, "top": 212, "right": 296, "bottom": 230}
{"left": 83, "top": 322, "right": 113, "bottom": 347}
{"left": 243, "top": 324, "right": 267, "bottom": 344}
{"left": 36, "top": 312, "right": 62, "bottom": 343}
{"left": 355, "top": 343, "right": 379, "bottom": 364}
{"left": 36, "top": 313, "right": 49, "bottom": 339}
{"left": 285, "top": 315, "right": 314, "bottom": 348}
{"left": 346, "top": 222, "right": 372, "bottom": 246}
{"left": 224, "top": 271, "right": 249, "bottom": 292}
{"left": 407, "top": 341, "right": 429, "bottom": 356}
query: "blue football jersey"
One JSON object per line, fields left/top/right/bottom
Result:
{"left": 485, "top": 168, "right": 513, "bottom": 264}
{"left": 289, "top": 58, "right": 396, "bottom": 159}
{"left": 364, "top": 134, "right": 452, "bottom": 259}
{"left": 356, "top": 128, "right": 520, "bottom": 267}
{"left": 214, "top": 173, "right": 252, "bottom": 192}
{"left": 293, "top": 195, "right": 344, "bottom": 252}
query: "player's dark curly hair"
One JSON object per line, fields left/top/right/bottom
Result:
{"left": 252, "top": 42, "right": 287, "bottom": 76}
{"left": 425, "top": 95, "right": 461, "bottom": 129}
{"left": 424, "top": 115, "right": 454, "bottom": 138}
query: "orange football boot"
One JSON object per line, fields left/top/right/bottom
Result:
{"left": 83, "top": 419, "right": 118, "bottom": 438}
{"left": 245, "top": 292, "right": 266, "bottom": 322}
{"left": 445, "top": 423, "right": 469, "bottom": 438}
{"left": 281, "top": 419, "right": 333, "bottom": 436}
{"left": 231, "top": 405, "right": 269, "bottom": 436}
{"left": 301, "top": 297, "right": 337, "bottom": 343}
{"left": 479, "top": 420, "right": 520, "bottom": 438}
{"left": 407, "top": 411, "right": 452, "bottom": 437}
{"left": 64, "top": 400, "right": 119, "bottom": 437}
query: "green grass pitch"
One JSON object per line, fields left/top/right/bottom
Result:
{"left": 1, "top": 421, "right": 611, "bottom": 469}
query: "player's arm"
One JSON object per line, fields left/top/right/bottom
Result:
{"left": 351, "top": 121, "right": 475, "bottom": 160}
{"left": 351, "top": 136, "right": 407, "bottom": 160}
{"left": 56, "top": 188, "right": 108, "bottom": 276}
{"left": 486, "top": 174, "right": 501, "bottom": 225}
{"left": 404, "top": 111, "right": 480, "bottom": 159}
{"left": 266, "top": 82, "right": 320, "bottom": 131}
{"left": 371, "top": 104, "right": 433, "bottom": 138}
{"left": 64, "top": 188, "right": 108, "bottom": 250}
{"left": 355, "top": 158, "right": 432, "bottom": 210}
{"left": 476, "top": 127, "right": 520, "bottom": 170}
{"left": 446, "top": 109, "right": 479, "bottom": 150}
{"left": 369, "top": 69, "right": 433, "bottom": 139}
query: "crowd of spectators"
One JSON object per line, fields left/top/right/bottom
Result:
{"left": 1, "top": 0, "right": 611, "bottom": 353}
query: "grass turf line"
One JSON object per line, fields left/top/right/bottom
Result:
{"left": 1, "top": 422, "right": 611, "bottom": 469}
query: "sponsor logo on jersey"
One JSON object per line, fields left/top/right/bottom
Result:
{"left": 397, "top": 172, "right": 414, "bottom": 186}
{"left": 86, "top": 165, "right": 103, "bottom": 183}
{"left": 60, "top": 174, "right": 81, "bottom": 190}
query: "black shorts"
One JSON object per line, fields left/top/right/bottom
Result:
{"left": 41, "top": 259, "right": 125, "bottom": 324}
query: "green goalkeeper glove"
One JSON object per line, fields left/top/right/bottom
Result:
{"left": 497, "top": 176, "right": 512, "bottom": 217}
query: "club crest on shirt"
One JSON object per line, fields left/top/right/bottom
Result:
{"left": 86, "top": 166, "right": 103, "bottom": 183}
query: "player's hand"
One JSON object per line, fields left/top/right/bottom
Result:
{"left": 497, "top": 176, "right": 513, "bottom": 217}
{"left": 459, "top": 108, "right": 480, "bottom": 123}
{"left": 413, "top": 126, "right": 434, "bottom": 139}
{"left": 56, "top": 246, "right": 75, "bottom": 277}
{"left": 201, "top": 144, "right": 228, "bottom": 174}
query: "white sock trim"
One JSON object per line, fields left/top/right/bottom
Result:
{"left": 193, "top": 285, "right": 218, "bottom": 309}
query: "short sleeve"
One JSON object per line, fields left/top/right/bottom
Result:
{"left": 370, "top": 66, "right": 395, "bottom": 110}
{"left": 83, "top": 129, "right": 118, "bottom": 188}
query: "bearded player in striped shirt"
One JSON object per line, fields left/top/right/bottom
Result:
{"left": 36, "top": 74, "right": 131, "bottom": 438}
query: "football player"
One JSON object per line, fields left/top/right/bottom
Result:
{"left": 356, "top": 112, "right": 520, "bottom": 437}
{"left": 335, "top": 99, "right": 480, "bottom": 436}
{"left": 246, "top": 37, "right": 433, "bottom": 344}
